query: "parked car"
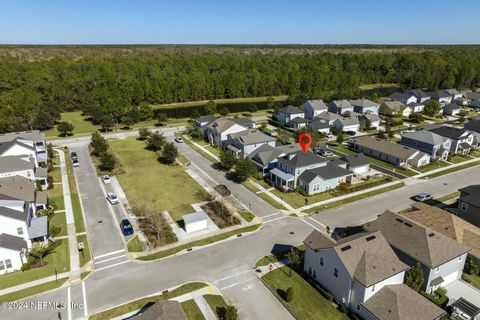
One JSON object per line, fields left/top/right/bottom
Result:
{"left": 174, "top": 137, "right": 183, "bottom": 143}
{"left": 106, "top": 192, "right": 120, "bottom": 204}
{"left": 102, "top": 175, "right": 111, "bottom": 184}
{"left": 120, "top": 219, "right": 134, "bottom": 236}
{"left": 71, "top": 152, "right": 78, "bottom": 160}
{"left": 319, "top": 149, "right": 334, "bottom": 157}
{"left": 324, "top": 133, "right": 334, "bottom": 139}
{"left": 72, "top": 159, "right": 80, "bottom": 167}
{"left": 414, "top": 193, "right": 433, "bottom": 202}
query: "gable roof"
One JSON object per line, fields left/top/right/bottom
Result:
{"left": 367, "top": 210, "right": 470, "bottom": 268}
{"left": 335, "top": 117, "right": 359, "bottom": 126}
{"left": 304, "top": 230, "right": 409, "bottom": 287}
{"left": 0, "top": 204, "right": 29, "bottom": 221}
{"left": 443, "top": 103, "right": 461, "bottom": 111}
{"left": 465, "top": 118, "right": 480, "bottom": 133}
{"left": 0, "top": 139, "right": 35, "bottom": 155}
{"left": 405, "top": 89, "right": 431, "bottom": 99}
{"left": 401, "top": 130, "right": 449, "bottom": 146}
{"left": 279, "top": 150, "right": 327, "bottom": 168}
{"left": 362, "top": 113, "right": 381, "bottom": 122}
{"left": 0, "top": 130, "right": 45, "bottom": 144}
{"left": 0, "top": 156, "right": 35, "bottom": 174}
{"left": 381, "top": 101, "right": 407, "bottom": 113}
{"left": 304, "top": 99, "right": 328, "bottom": 111}
{"left": 427, "top": 125, "right": 471, "bottom": 140}
{"left": 459, "top": 185, "right": 480, "bottom": 207}
{"left": 195, "top": 114, "right": 216, "bottom": 124}
{"left": 465, "top": 92, "right": 480, "bottom": 100}
{"left": 0, "top": 233, "right": 27, "bottom": 252}
{"left": 352, "top": 136, "right": 420, "bottom": 160}
{"left": 361, "top": 284, "right": 446, "bottom": 320}
{"left": 278, "top": 105, "right": 303, "bottom": 114}
{"left": 350, "top": 98, "right": 379, "bottom": 108}
{"left": 206, "top": 118, "right": 243, "bottom": 133}
{"left": 389, "top": 92, "right": 414, "bottom": 101}
{"left": 298, "top": 163, "right": 351, "bottom": 183}
{"left": 310, "top": 118, "right": 330, "bottom": 131}
{"left": 432, "top": 91, "right": 451, "bottom": 99}
{"left": 406, "top": 202, "right": 480, "bottom": 260}
{"left": 248, "top": 143, "right": 302, "bottom": 166}
{"left": 229, "top": 129, "right": 276, "bottom": 145}
{"left": 316, "top": 111, "right": 342, "bottom": 122}
{"left": 330, "top": 100, "right": 353, "bottom": 110}
{"left": 0, "top": 176, "right": 36, "bottom": 202}
{"left": 230, "top": 117, "right": 254, "bottom": 127}
{"left": 340, "top": 153, "right": 370, "bottom": 168}
{"left": 289, "top": 117, "right": 310, "bottom": 124}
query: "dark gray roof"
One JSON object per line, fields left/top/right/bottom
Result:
{"left": 427, "top": 126, "right": 470, "bottom": 140}
{"left": 459, "top": 185, "right": 480, "bottom": 207}
{"left": 465, "top": 92, "right": 480, "bottom": 100}
{"left": 195, "top": 114, "right": 216, "bottom": 124}
{"left": 401, "top": 130, "right": 448, "bottom": 146}
{"left": 362, "top": 113, "right": 381, "bottom": 123}
{"left": 329, "top": 100, "right": 353, "bottom": 110}
{"left": 289, "top": 117, "right": 310, "bottom": 124}
{"left": 304, "top": 99, "right": 327, "bottom": 111}
{"left": 340, "top": 153, "right": 370, "bottom": 168}
{"left": 451, "top": 298, "right": 480, "bottom": 318}
{"left": 0, "top": 204, "right": 29, "bottom": 221}
{"left": 0, "top": 233, "right": 27, "bottom": 251}
{"left": 28, "top": 216, "right": 48, "bottom": 239}
{"left": 349, "top": 98, "right": 379, "bottom": 108}
{"left": 389, "top": 92, "right": 414, "bottom": 101}
{"left": 280, "top": 150, "right": 327, "bottom": 168}
{"left": 405, "top": 89, "right": 431, "bottom": 99}
{"left": 465, "top": 118, "right": 480, "bottom": 133}
{"left": 310, "top": 118, "right": 330, "bottom": 131}
{"left": 0, "top": 130, "right": 45, "bottom": 144}
{"left": 135, "top": 300, "right": 187, "bottom": 320}
{"left": 229, "top": 129, "right": 276, "bottom": 145}
{"left": 0, "top": 156, "right": 35, "bottom": 174}
{"left": 278, "top": 105, "right": 303, "bottom": 114}
{"left": 335, "top": 117, "right": 359, "bottom": 126}
{"left": 432, "top": 91, "right": 451, "bottom": 99}
{"left": 231, "top": 117, "right": 254, "bottom": 127}
{"left": 0, "top": 176, "right": 36, "bottom": 202}
{"left": 298, "top": 164, "right": 351, "bottom": 183}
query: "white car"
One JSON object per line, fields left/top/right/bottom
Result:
{"left": 106, "top": 192, "right": 120, "bottom": 205}
{"left": 414, "top": 193, "right": 433, "bottom": 202}
{"left": 319, "top": 149, "right": 334, "bottom": 157}
{"left": 174, "top": 137, "right": 184, "bottom": 143}
{"left": 72, "top": 159, "right": 80, "bottom": 167}
{"left": 102, "top": 175, "right": 111, "bottom": 184}
{"left": 325, "top": 133, "right": 334, "bottom": 139}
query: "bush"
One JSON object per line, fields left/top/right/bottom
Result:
{"left": 420, "top": 289, "right": 449, "bottom": 308}
{"left": 21, "top": 263, "right": 30, "bottom": 272}
{"left": 285, "top": 287, "right": 295, "bottom": 302}
{"left": 47, "top": 176, "right": 54, "bottom": 189}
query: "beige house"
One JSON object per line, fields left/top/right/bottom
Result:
{"left": 380, "top": 101, "right": 412, "bottom": 117}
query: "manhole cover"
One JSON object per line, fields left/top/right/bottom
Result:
{"left": 98, "top": 220, "right": 103, "bottom": 223}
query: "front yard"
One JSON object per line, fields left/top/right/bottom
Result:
{"left": 109, "top": 138, "right": 204, "bottom": 222}
{"left": 415, "top": 160, "right": 450, "bottom": 173}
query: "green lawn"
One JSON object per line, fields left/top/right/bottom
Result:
{"left": 137, "top": 224, "right": 261, "bottom": 261}
{"left": 462, "top": 273, "right": 480, "bottom": 290}
{"left": 46, "top": 111, "right": 100, "bottom": 137}
{"left": 49, "top": 212, "right": 67, "bottom": 237}
{"left": 304, "top": 182, "right": 405, "bottom": 214}
{"left": 256, "top": 245, "right": 305, "bottom": 267}
{"left": 242, "top": 180, "right": 260, "bottom": 193}
{"left": 152, "top": 95, "right": 287, "bottom": 110}
{"left": 327, "top": 144, "right": 356, "bottom": 155}
{"left": 203, "top": 294, "right": 229, "bottom": 319}
{"left": 0, "top": 239, "right": 70, "bottom": 290}
{"left": 471, "top": 149, "right": 480, "bottom": 158}
{"left": 242, "top": 181, "right": 288, "bottom": 210}
{"left": 49, "top": 167, "right": 62, "bottom": 183}
{"left": 262, "top": 267, "right": 348, "bottom": 320}
{"left": 110, "top": 138, "right": 204, "bottom": 223}
{"left": 77, "top": 234, "right": 91, "bottom": 267}
{"left": 127, "top": 236, "right": 144, "bottom": 252}
{"left": 271, "top": 189, "right": 333, "bottom": 209}
{"left": 204, "top": 144, "right": 221, "bottom": 157}
{"left": 415, "top": 161, "right": 450, "bottom": 173}
{"left": 0, "top": 278, "right": 68, "bottom": 302}
{"left": 47, "top": 183, "right": 65, "bottom": 211}
{"left": 66, "top": 152, "right": 86, "bottom": 233}
{"left": 181, "top": 134, "right": 220, "bottom": 163}
{"left": 421, "top": 160, "right": 480, "bottom": 179}
{"left": 239, "top": 211, "right": 255, "bottom": 222}
{"left": 449, "top": 154, "right": 472, "bottom": 163}
{"left": 181, "top": 299, "right": 206, "bottom": 320}
{"left": 251, "top": 177, "right": 272, "bottom": 189}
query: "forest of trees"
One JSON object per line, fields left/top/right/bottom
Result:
{"left": 1, "top": 46, "right": 480, "bottom": 133}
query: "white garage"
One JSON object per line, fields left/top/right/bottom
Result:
{"left": 340, "top": 154, "right": 370, "bottom": 175}
{"left": 183, "top": 211, "right": 208, "bottom": 234}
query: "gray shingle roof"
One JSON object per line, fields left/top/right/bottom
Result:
{"left": 330, "top": 100, "right": 353, "bottom": 109}
{"left": 316, "top": 111, "right": 342, "bottom": 122}
{"left": 427, "top": 126, "right": 470, "bottom": 140}
{"left": 389, "top": 92, "right": 414, "bottom": 101}
{"left": 310, "top": 118, "right": 330, "bottom": 131}
{"left": 0, "top": 204, "right": 29, "bottom": 221}
{"left": 304, "top": 99, "right": 328, "bottom": 111}
{"left": 0, "top": 156, "right": 35, "bottom": 174}
{"left": 402, "top": 130, "right": 448, "bottom": 146}
{"left": 0, "top": 233, "right": 27, "bottom": 252}
{"left": 278, "top": 105, "right": 303, "bottom": 114}
{"left": 459, "top": 185, "right": 480, "bottom": 207}
{"left": 352, "top": 136, "right": 420, "bottom": 160}
{"left": 362, "top": 113, "right": 381, "bottom": 123}
{"left": 465, "top": 118, "right": 480, "bottom": 133}
{"left": 340, "top": 153, "right": 370, "bottom": 168}
{"left": 405, "top": 89, "right": 431, "bottom": 99}
{"left": 0, "top": 176, "right": 36, "bottom": 202}
{"left": 298, "top": 164, "right": 351, "bottom": 183}
{"left": 0, "top": 139, "right": 35, "bottom": 155}
{"left": 231, "top": 117, "right": 254, "bottom": 127}
{"left": 289, "top": 117, "right": 310, "bottom": 124}
{"left": 349, "top": 98, "right": 378, "bottom": 108}
{"left": 229, "top": 130, "right": 276, "bottom": 145}
{"left": 0, "top": 130, "right": 45, "bottom": 144}
{"left": 335, "top": 117, "right": 359, "bottom": 126}
{"left": 280, "top": 150, "right": 327, "bottom": 168}
{"left": 195, "top": 114, "right": 216, "bottom": 124}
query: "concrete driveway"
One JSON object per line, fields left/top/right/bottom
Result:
{"left": 446, "top": 280, "right": 480, "bottom": 307}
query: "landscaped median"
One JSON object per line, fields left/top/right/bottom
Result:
{"left": 178, "top": 133, "right": 220, "bottom": 163}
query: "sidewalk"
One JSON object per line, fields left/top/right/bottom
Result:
{"left": 0, "top": 272, "right": 70, "bottom": 296}
{"left": 186, "top": 137, "right": 220, "bottom": 162}
{"left": 413, "top": 157, "right": 480, "bottom": 178}
{"left": 248, "top": 179, "right": 295, "bottom": 212}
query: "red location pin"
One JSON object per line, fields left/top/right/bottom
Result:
{"left": 298, "top": 133, "right": 312, "bottom": 153}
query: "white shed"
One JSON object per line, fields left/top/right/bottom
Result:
{"left": 183, "top": 211, "right": 208, "bottom": 234}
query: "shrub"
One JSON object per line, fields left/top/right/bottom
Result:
{"left": 196, "top": 189, "right": 215, "bottom": 202}
{"left": 21, "top": 263, "right": 30, "bottom": 272}
{"left": 285, "top": 287, "right": 295, "bottom": 302}
{"left": 420, "top": 289, "right": 449, "bottom": 308}
{"left": 47, "top": 176, "right": 54, "bottom": 189}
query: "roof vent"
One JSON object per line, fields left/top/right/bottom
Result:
{"left": 340, "top": 245, "right": 352, "bottom": 252}
{"left": 395, "top": 218, "right": 404, "bottom": 223}
{"left": 366, "top": 235, "right": 376, "bottom": 242}
{"left": 428, "top": 232, "right": 435, "bottom": 237}
{"left": 405, "top": 222, "right": 412, "bottom": 227}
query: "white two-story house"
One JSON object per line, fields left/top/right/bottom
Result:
{"left": 303, "top": 230, "right": 445, "bottom": 320}
{"left": 205, "top": 118, "right": 247, "bottom": 147}
{"left": 427, "top": 126, "right": 475, "bottom": 155}
{"left": 0, "top": 131, "right": 47, "bottom": 165}
{"left": 303, "top": 100, "right": 328, "bottom": 120}
{"left": 225, "top": 129, "right": 276, "bottom": 157}
{"left": 276, "top": 105, "right": 305, "bottom": 124}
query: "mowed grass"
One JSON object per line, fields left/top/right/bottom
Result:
{"left": 127, "top": 236, "right": 144, "bottom": 252}
{"left": 421, "top": 160, "right": 480, "bottom": 179}
{"left": 181, "top": 299, "right": 206, "bottom": 320}
{"left": 47, "top": 183, "right": 64, "bottom": 211}
{"left": 415, "top": 160, "right": 450, "bottom": 173}
{"left": 203, "top": 294, "right": 229, "bottom": 319}
{"left": 271, "top": 189, "right": 333, "bottom": 209}
{"left": 262, "top": 267, "right": 348, "bottom": 320}
{"left": 152, "top": 95, "right": 287, "bottom": 109}
{"left": 49, "top": 212, "right": 67, "bottom": 237}
{"left": 0, "top": 278, "right": 68, "bottom": 302}
{"left": 46, "top": 111, "right": 100, "bottom": 137}
{"left": 109, "top": 138, "right": 204, "bottom": 222}
{"left": 77, "top": 234, "right": 91, "bottom": 268}
{"left": 463, "top": 273, "right": 480, "bottom": 290}
{"left": 0, "top": 239, "right": 70, "bottom": 290}
{"left": 66, "top": 151, "right": 86, "bottom": 233}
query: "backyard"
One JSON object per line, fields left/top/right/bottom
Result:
{"left": 109, "top": 138, "right": 204, "bottom": 222}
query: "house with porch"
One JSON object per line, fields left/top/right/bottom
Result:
{"left": 349, "top": 98, "right": 380, "bottom": 114}
{"left": 400, "top": 130, "right": 452, "bottom": 160}
{"left": 361, "top": 113, "right": 381, "bottom": 129}
{"left": 405, "top": 89, "right": 432, "bottom": 104}
{"left": 303, "top": 230, "right": 445, "bottom": 320}
{"left": 225, "top": 129, "right": 276, "bottom": 157}
{"left": 275, "top": 105, "right": 304, "bottom": 124}
{"left": 442, "top": 103, "right": 461, "bottom": 116}
{"left": 367, "top": 211, "right": 470, "bottom": 294}
{"left": 426, "top": 126, "right": 475, "bottom": 154}
{"left": 247, "top": 143, "right": 302, "bottom": 176}
{"left": 303, "top": 99, "right": 328, "bottom": 120}
{"left": 297, "top": 159, "right": 352, "bottom": 195}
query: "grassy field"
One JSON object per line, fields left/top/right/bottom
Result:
{"left": 421, "top": 160, "right": 480, "bottom": 179}
{"left": 272, "top": 189, "right": 333, "bottom": 209}
{"left": 109, "top": 138, "right": 204, "bottom": 223}
{"left": 203, "top": 294, "right": 229, "bottom": 319}
{"left": 181, "top": 299, "right": 206, "bottom": 320}
{"left": 46, "top": 111, "right": 100, "bottom": 137}
{"left": 77, "top": 234, "right": 91, "bottom": 267}
{"left": 256, "top": 245, "right": 305, "bottom": 267}
{"left": 49, "top": 212, "right": 67, "bottom": 237}
{"left": 262, "top": 267, "right": 348, "bottom": 320}
{"left": 0, "top": 278, "right": 68, "bottom": 302}
{"left": 239, "top": 211, "right": 255, "bottom": 222}
{"left": 0, "top": 239, "right": 70, "bottom": 290}
{"left": 127, "top": 236, "right": 144, "bottom": 252}
{"left": 89, "top": 282, "right": 208, "bottom": 320}
{"left": 304, "top": 182, "right": 405, "bottom": 214}
{"left": 137, "top": 224, "right": 261, "bottom": 261}
{"left": 152, "top": 95, "right": 288, "bottom": 109}
{"left": 49, "top": 166, "right": 61, "bottom": 183}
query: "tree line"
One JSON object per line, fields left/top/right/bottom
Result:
{"left": 1, "top": 47, "right": 480, "bottom": 133}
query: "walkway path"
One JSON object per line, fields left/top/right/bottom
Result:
{"left": 248, "top": 179, "right": 295, "bottom": 212}
{"left": 0, "top": 272, "right": 71, "bottom": 296}
{"left": 186, "top": 137, "right": 220, "bottom": 162}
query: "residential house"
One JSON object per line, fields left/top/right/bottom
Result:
{"left": 405, "top": 89, "right": 432, "bottom": 104}
{"left": 350, "top": 99, "right": 380, "bottom": 115}
{"left": 309, "top": 118, "right": 330, "bottom": 134}
{"left": 0, "top": 156, "right": 47, "bottom": 188}
{"left": 408, "top": 102, "right": 425, "bottom": 113}
{"left": 303, "top": 99, "right": 328, "bottom": 120}
{"left": 451, "top": 298, "right": 480, "bottom": 320}
{"left": 400, "top": 130, "right": 451, "bottom": 160}
{"left": 0, "top": 139, "right": 40, "bottom": 167}
{"left": 443, "top": 89, "right": 463, "bottom": 100}
{"left": 380, "top": 101, "right": 411, "bottom": 117}
{"left": 276, "top": 105, "right": 304, "bottom": 124}
{"left": 465, "top": 117, "right": 480, "bottom": 148}
{"left": 352, "top": 136, "right": 431, "bottom": 168}
{"left": 297, "top": 160, "right": 352, "bottom": 195}
{"left": 205, "top": 118, "right": 247, "bottom": 146}
{"left": 194, "top": 114, "right": 216, "bottom": 127}
{"left": 0, "top": 176, "right": 48, "bottom": 210}
{"left": 0, "top": 233, "right": 28, "bottom": 275}
{"left": 303, "top": 230, "right": 445, "bottom": 320}
{"left": 456, "top": 185, "right": 480, "bottom": 229}
{"left": 465, "top": 92, "right": 480, "bottom": 101}
{"left": 332, "top": 117, "right": 360, "bottom": 133}
{"left": 426, "top": 126, "right": 475, "bottom": 154}
{"left": 340, "top": 153, "right": 370, "bottom": 175}
{"left": 0, "top": 130, "right": 47, "bottom": 165}
{"left": 442, "top": 103, "right": 461, "bottom": 116}
{"left": 328, "top": 100, "right": 354, "bottom": 115}
{"left": 361, "top": 113, "right": 381, "bottom": 129}
{"left": 247, "top": 143, "right": 302, "bottom": 175}
{"left": 368, "top": 211, "right": 470, "bottom": 293}
{"left": 431, "top": 91, "right": 453, "bottom": 105}
{"left": 389, "top": 92, "right": 418, "bottom": 105}
{"left": 231, "top": 117, "right": 255, "bottom": 129}
{"left": 316, "top": 111, "right": 343, "bottom": 125}
{"left": 454, "top": 97, "right": 470, "bottom": 106}
{"left": 225, "top": 129, "right": 276, "bottom": 157}
{"left": 289, "top": 117, "right": 310, "bottom": 129}
{"left": 406, "top": 202, "right": 480, "bottom": 264}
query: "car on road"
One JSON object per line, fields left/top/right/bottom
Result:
{"left": 120, "top": 219, "right": 134, "bottom": 236}
{"left": 106, "top": 192, "right": 120, "bottom": 204}
{"left": 414, "top": 193, "right": 433, "bottom": 202}
{"left": 319, "top": 149, "right": 334, "bottom": 157}
{"left": 174, "top": 137, "right": 184, "bottom": 143}
{"left": 72, "top": 159, "right": 80, "bottom": 167}
{"left": 71, "top": 151, "right": 78, "bottom": 160}
{"left": 102, "top": 175, "right": 111, "bottom": 184}
{"left": 324, "top": 133, "right": 334, "bottom": 139}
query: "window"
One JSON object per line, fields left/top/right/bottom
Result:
{"left": 0, "top": 261, "right": 4, "bottom": 271}
{"left": 458, "top": 256, "right": 462, "bottom": 262}
{"left": 435, "top": 267, "right": 440, "bottom": 273}
{"left": 372, "top": 285, "right": 375, "bottom": 292}
{"left": 320, "top": 257, "right": 324, "bottom": 267}
{"left": 313, "top": 270, "right": 316, "bottom": 279}
{"left": 356, "top": 305, "right": 360, "bottom": 311}
{"left": 461, "top": 203, "right": 468, "bottom": 212}
{"left": 308, "top": 267, "right": 312, "bottom": 275}
{"left": 17, "top": 227, "right": 23, "bottom": 236}
{"left": 333, "top": 267, "right": 338, "bottom": 278}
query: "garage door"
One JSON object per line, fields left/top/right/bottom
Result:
{"left": 353, "top": 166, "right": 369, "bottom": 174}
{"left": 442, "top": 270, "right": 460, "bottom": 286}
